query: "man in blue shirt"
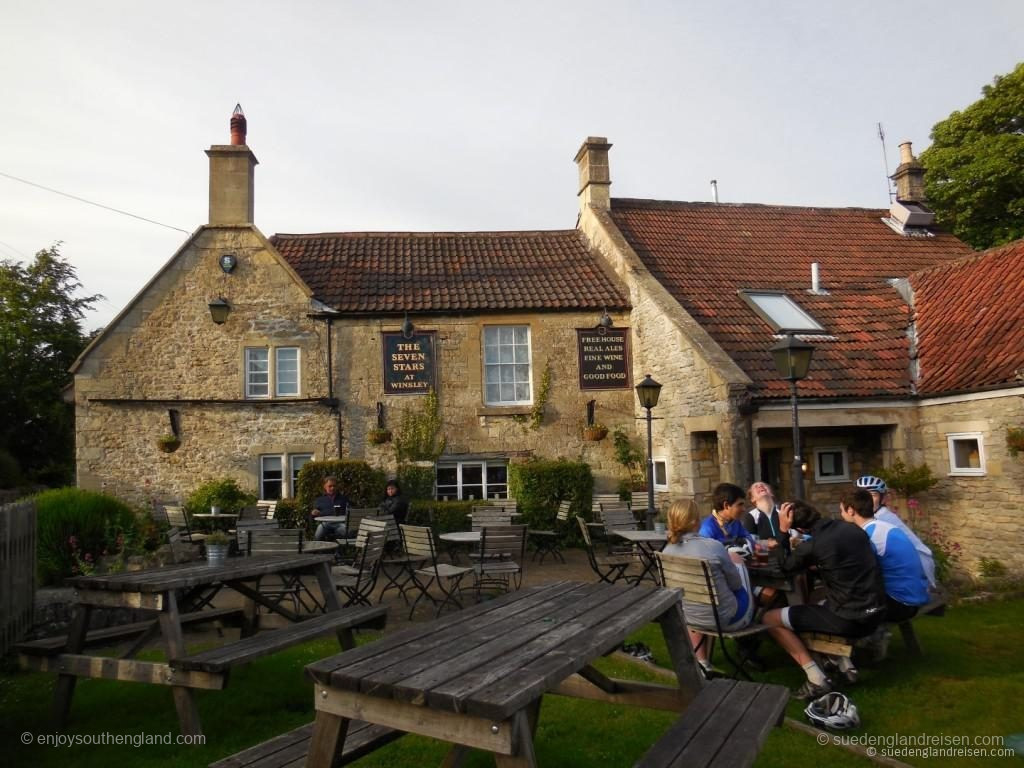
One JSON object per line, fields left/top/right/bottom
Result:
{"left": 840, "top": 488, "right": 929, "bottom": 622}
{"left": 698, "top": 482, "right": 755, "bottom": 550}
{"left": 312, "top": 475, "right": 349, "bottom": 541}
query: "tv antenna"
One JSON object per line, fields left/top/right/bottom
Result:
{"left": 877, "top": 122, "right": 895, "bottom": 204}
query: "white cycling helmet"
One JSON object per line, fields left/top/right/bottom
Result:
{"left": 805, "top": 692, "right": 861, "bottom": 730}
{"left": 855, "top": 475, "right": 887, "bottom": 495}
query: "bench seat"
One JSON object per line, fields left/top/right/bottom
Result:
{"left": 15, "top": 606, "right": 244, "bottom": 656}
{"left": 634, "top": 679, "right": 789, "bottom": 768}
{"left": 209, "top": 720, "right": 402, "bottom": 768}
{"left": 173, "top": 605, "right": 387, "bottom": 674}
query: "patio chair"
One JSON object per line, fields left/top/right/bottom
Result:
{"left": 400, "top": 524, "right": 472, "bottom": 619}
{"left": 242, "top": 527, "right": 320, "bottom": 613}
{"left": 372, "top": 514, "right": 425, "bottom": 605}
{"left": 256, "top": 499, "right": 278, "bottom": 519}
{"left": 473, "top": 524, "right": 527, "bottom": 598}
{"left": 470, "top": 506, "right": 512, "bottom": 530}
{"left": 655, "top": 551, "right": 773, "bottom": 680}
{"left": 336, "top": 507, "right": 376, "bottom": 561}
{"left": 527, "top": 500, "right": 570, "bottom": 564}
{"left": 332, "top": 521, "right": 388, "bottom": 608}
{"left": 238, "top": 505, "right": 264, "bottom": 522}
{"left": 591, "top": 493, "right": 623, "bottom": 522}
{"left": 163, "top": 504, "right": 207, "bottom": 544}
{"left": 576, "top": 516, "right": 634, "bottom": 584}
{"left": 602, "top": 504, "right": 639, "bottom": 557}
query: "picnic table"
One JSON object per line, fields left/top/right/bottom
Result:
{"left": 26, "top": 553, "right": 385, "bottom": 737}
{"left": 613, "top": 529, "right": 667, "bottom": 584}
{"left": 304, "top": 580, "right": 705, "bottom": 767}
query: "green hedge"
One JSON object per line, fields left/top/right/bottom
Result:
{"left": 406, "top": 499, "right": 476, "bottom": 535}
{"left": 273, "top": 498, "right": 301, "bottom": 533}
{"left": 396, "top": 463, "right": 435, "bottom": 501}
{"left": 34, "top": 487, "right": 139, "bottom": 585}
{"left": 295, "top": 460, "right": 387, "bottom": 513}
{"left": 509, "top": 458, "right": 594, "bottom": 535}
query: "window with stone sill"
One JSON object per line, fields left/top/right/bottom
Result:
{"left": 947, "top": 432, "right": 985, "bottom": 476}
{"left": 813, "top": 446, "right": 849, "bottom": 484}
{"left": 260, "top": 452, "right": 312, "bottom": 499}
{"left": 483, "top": 326, "right": 532, "bottom": 406}
{"left": 653, "top": 458, "right": 668, "bottom": 491}
{"left": 436, "top": 460, "right": 509, "bottom": 501}
{"left": 245, "top": 346, "right": 300, "bottom": 398}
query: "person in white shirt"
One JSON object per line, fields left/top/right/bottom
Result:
{"left": 855, "top": 475, "right": 936, "bottom": 589}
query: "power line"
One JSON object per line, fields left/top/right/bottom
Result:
{"left": 0, "top": 170, "right": 190, "bottom": 234}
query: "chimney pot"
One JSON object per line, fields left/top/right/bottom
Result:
{"left": 230, "top": 103, "right": 247, "bottom": 146}
{"left": 898, "top": 141, "right": 914, "bottom": 165}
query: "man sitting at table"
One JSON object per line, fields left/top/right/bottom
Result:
{"left": 698, "top": 482, "right": 755, "bottom": 549}
{"left": 742, "top": 482, "right": 788, "bottom": 550}
{"left": 761, "top": 499, "right": 886, "bottom": 700}
{"left": 312, "top": 475, "right": 349, "bottom": 541}
{"left": 856, "top": 475, "right": 936, "bottom": 590}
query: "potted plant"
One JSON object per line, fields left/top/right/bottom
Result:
{"left": 582, "top": 423, "right": 609, "bottom": 441}
{"left": 1007, "top": 427, "right": 1024, "bottom": 457}
{"left": 157, "top": 433, "right": 181, "bottom": 453}
{"left": 204, "top": 531, "right": 230, "bottom": 566}
{"left": 368, "top": 427, "right": 392, "bottom": 445}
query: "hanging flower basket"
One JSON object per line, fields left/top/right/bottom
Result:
{"left": 583, "top": 425, "right": 609, "bottom": 442}
{"left": 157, "top": 434, "right": 181, "bottom": 453}
{"left": 368, "top": 428, "right": 392, "bottom": 445}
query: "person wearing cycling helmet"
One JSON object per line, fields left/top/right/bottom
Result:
{"left": 856, "top": 475, "right": 936, "bottom": 588}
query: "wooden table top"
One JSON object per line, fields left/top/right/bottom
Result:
{"left": 614, "top": 529, "right": 667, "bottom": 543}
{"left": 305, "top": 580, "right": 681, "bottom": 722}
{"left": 66, "top": 553, "right": 334, "bottom": 593}
{"left": 438, "top": 531, "right": 480, "bottom": 543}
{"left": 192, "top": 512, "right": 239, "bottom": 519}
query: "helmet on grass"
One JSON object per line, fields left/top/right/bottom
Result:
{"left": 805, "top": 692, "right": 860, "bottom": 730}
{"left": 855, "top": 476, "right": 887, "bottom": 495}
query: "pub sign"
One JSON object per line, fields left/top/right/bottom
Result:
{"left": 382, "top": 331, "right": 437, "bottom": 395}
{"left": 577, "top": 328, "right": 631, "bottom": 389}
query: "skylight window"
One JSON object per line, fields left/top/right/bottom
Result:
{"left": 740, "top": 291, "right": 825, "bottom": 334}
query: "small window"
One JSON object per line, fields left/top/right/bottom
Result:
{"left": 947, "top": 432, "right": 985, "bottom": 476}
{"left": 260, "top": 455, "right": 284, "bottom": 499}
{"left": 245, "top": 348, "right": 270, "bottom": 398}
{"left": 740, "top": 291, "right": 825, "bottom": 333}
{"left": 813, "top": 447, "right": 849, "bottom": 484}
{"left": 435, "top": 460, "right": 509, "bottom": 500}
{"left": 653, "top": 459, "right": 668, "bottom": 491}
{"left": 276, "top": 348, "right": 300, "bottom": 396}
{"left": 290, "top": 454, "right": 312, "bottom": 494}
{"left": 483, "top": 326, "right": 532, "bottom": 405}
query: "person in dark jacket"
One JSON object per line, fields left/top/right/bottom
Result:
{"left": 742, "top": 482, "right": 787, "bottom": 550}
{"left": 312, "top": 476, "right": 349, "bottom": 541}
{"left": 762, "top": 499, "right": 886, "bottom": 700}
{"left": 378, "top": 479, "right": 410, "bottom": 525}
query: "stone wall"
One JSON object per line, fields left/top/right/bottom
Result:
{"left": 915, "top": 391, "right": 1024, "bottom": 576}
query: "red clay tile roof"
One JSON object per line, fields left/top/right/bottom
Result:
{"left": 270, "top": 230, "right": 628, "bottom": 314}
{"left": 912, "top": 239, "right": 1024, "bottom": 395}
{"left": 610, "top": 199, "right": 974, "bottom": 400}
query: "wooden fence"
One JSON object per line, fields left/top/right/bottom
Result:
{"left": 0, "top": 499, "right": 36, "bottom": 655}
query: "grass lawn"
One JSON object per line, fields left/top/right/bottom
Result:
{"left": 3, "top": 596, "right": 1021, "bottom": 768}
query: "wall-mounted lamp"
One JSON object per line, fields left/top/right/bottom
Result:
{"left": 209, "top": 297, "right": 231, "bottom": 324}
{"left": 401, "top": 313, "right": 415, "bottom": 339}
{"left": 219, "top": 253, "right": 237, "bottom": 273}
{"left": 597, "top": 308, "right": 613, "bottom": 330}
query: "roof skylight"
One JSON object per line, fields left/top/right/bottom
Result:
{"left": 740, "top": 291, "right": 825, "bottom": 334}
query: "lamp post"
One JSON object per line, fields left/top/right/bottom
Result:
{"left": 635, "top": 374, "right": 662, "bottom": 530}
{"left": 770, "top": 334, "right": 815, "bottom": 500}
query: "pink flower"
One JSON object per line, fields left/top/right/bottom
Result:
{"left": 907, "top": 498, "right": 920, "bottom": 509}
{"left": 84, "top": 553, "right": 93, "bottom": 562}
{"left": 68, "top": 536, "right": 78, "bottom": 547}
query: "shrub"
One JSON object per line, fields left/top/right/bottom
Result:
{"left": 273, "top": 498, "right": 303, "bottom": 534}
{"left": 406, "top": 499, "right": 476, "bottom": 535}
{"left": 184, "top": 477, "right": 255, "bottom": 517}
{"left": 295, "top": 460, "right": 387, "bottom": 512}
{"left": 877, "top": 459, "right": 938, "bottom": 501}
{"left": 34, "top": 487, "right": 138, "bottom": 585}
{"left": 393, "top": 390, "right": 446, "bottom": 463}
{"left": 509, "top": 458, "right": 594, "bottom": 534}
{"left": 397, "top": 463, "right": 435, "bottom": 500}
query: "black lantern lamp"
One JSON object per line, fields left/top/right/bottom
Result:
{"left": 597, "top": 307, "right": 613, "bottom": 332}
{"left": 634, "top": 374, "right": 663, "bottom": 530}
{"left": 209, "top": 297, "right": 231, "bottom": 325}
{"left": 401, "top": 313, "right": 415, "bottom": 339}
{"left": 770, "top": 334, "right": 815, "bottom": 500}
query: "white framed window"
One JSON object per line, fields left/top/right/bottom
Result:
{"left": 813, "top": 446, "right": 849, "bottom": 484}
{"left": 483, "top": 326, "right": 532, "bottom": 405}
{"left": 653, "top": 458, "right": 669, "bottom": 491}
{"left": 245, "top": 346, "right": 300, "bottom": 398}
{"left": 947, "top": 432, "right": 985, "bottom": 476}
{"left": 436, "top": 460, "right": 509, "bottom": 501}
{"left": 260, "top": 452, "right": 313, "bottom": 499}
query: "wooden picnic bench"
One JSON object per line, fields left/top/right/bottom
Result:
{"left": 36, "top": 553, "right": 384, "bottom": 737}
{"left": 633, "top": 679, "right": 789, "bottom": 768}
{"left": 208, "top": 720, "right": 402, "bottom": 768}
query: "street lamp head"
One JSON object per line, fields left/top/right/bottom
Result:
{"left": 635, "top": 374, "right": 662, "bottom": 410}
{"left": 770, "top": 334, "right": 815, "bottom": 382}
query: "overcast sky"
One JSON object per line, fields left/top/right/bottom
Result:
{"left": 2, "top": 1, "right": 1022, "bottom": 330}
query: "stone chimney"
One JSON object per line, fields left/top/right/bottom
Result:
{"left": 206, "top": 104, "right": 258, "bottom": 225}
{"left": 575, "top": 137, "right": 612, "bottom": 213}
{"left": 890, "top": 141, "right": 926, "bottom": 203}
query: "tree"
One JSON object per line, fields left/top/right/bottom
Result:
{"left": 0, "top": 244, "right": 101, "bottom": 486}
{"left": 920, "top": 63, "right": 1024, "bottom": 250}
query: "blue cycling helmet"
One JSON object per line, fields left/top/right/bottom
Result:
{"left": 856, "top": 475, "right": 887, "bottom": 494}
